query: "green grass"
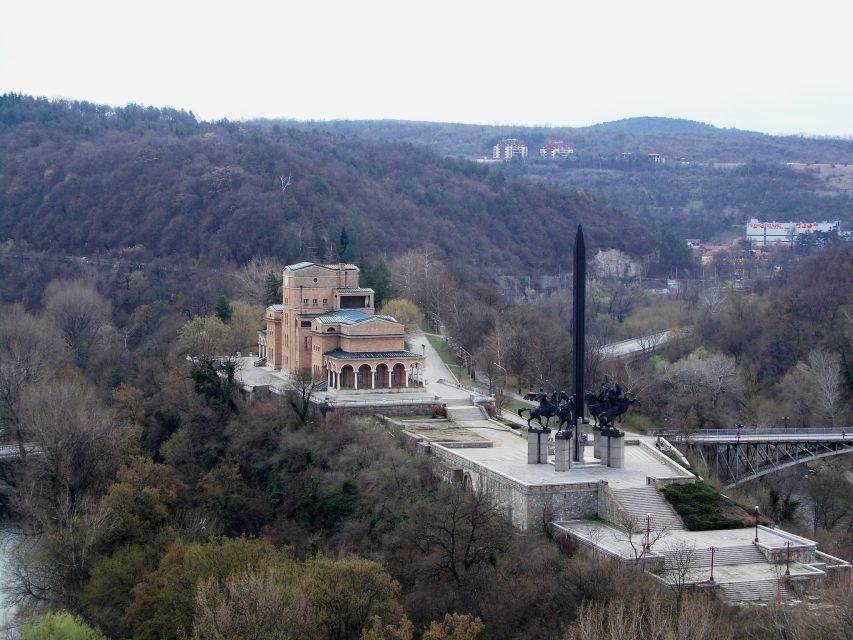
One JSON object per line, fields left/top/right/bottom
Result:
{"left": 662, "top": 483, "right": 747, "bottom": 531}
{"left": 504, "top": 397, "right": 535, "bottom": 414}
{"left": 425, "top": 334, "right": 476, "bottom": 386}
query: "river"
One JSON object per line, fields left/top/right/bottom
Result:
{"left": 0, "top": 521, "right": 18, "bottom": 632}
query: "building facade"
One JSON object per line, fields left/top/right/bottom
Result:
{"left": 746, "top": 219, "right": 840, "bottom": 246}
{"left": 539, "top": 141, "right": 574, "bottom": 158}
{"left": 493, "top": 138, "right": 528, "bottom": 160}
{"left": 258, "top": 262, "right": 426, "bottom": 393}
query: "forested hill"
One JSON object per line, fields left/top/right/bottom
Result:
{"left": 275, "top": 116, "right": 853, "bottom": 164}
{"left": 0, "top": 95, "right": 669, "bottom": 274}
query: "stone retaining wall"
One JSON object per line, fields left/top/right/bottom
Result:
{"left": 429, "top": 444, "right": 600, "bottom": 532}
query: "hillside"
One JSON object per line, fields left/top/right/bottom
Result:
{"left": 0, "top": 95, "right": 668, "bottom": 275}
{"left": 279, "top": 117, "right": 853, "bottom": 239}
{"left": 272, "top": 116, "right": 853, "bottom": 164}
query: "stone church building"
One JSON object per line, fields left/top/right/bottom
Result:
{"left": 258, "top": 262, "right": 426, "bottom": 393}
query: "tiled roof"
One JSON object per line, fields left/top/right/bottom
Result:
{"left": 324, "top": 348, "right": 422, "bottom": 360}
{"left": 286, "top": 262, "right": 359, "bottom": 271}
{"left": 268, "top": 304, "right": 284, "bottom": 311}
{"left": 314, "top": 309, "right": 398, "bottom": 326}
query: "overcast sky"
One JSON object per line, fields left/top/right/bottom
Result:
{"left": 2, "top": 0, "right": 851, "bottom": 136}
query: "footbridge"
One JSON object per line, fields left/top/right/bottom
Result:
{"left": 662, "top": 428, "right": 853, "bottom": 488}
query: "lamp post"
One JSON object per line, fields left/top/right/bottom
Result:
{"left": 644, "top": 513, "right": 651, "bottom": 550}
{"left": 493, "top": 362, "right": 507, "bottom": 397}
{"left": 753, "top": 506, "right": 760, "bottom": 543}
{"left": 785, "top": 541, "right": 791, "bottom": 577}
{"left": 458, "top": 346, "right": 472, "bottom": 381}
{"left": 709, "top": 546, "right": 717, "bottom": 582}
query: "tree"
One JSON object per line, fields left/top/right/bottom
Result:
{"left": 362, "top": 260, "right": 393, "bottom": 309}
{"left": 613, "top": 510, "right": 671, "bottom": 565}
{"left": 227, "top": 301, "right": 264, "bottom": 353}
{"left": 380, "top": 299, "right": 424, "bottom": 329}
{"left": 214, "top": 295, "right": 233, "bottom": 323}
{"left": 44, "top": 280, "right": 112, "bottom": 370}
{"left": 0, "top": 304, "right": 67, "bottom": 453}
{"left": 339, "top": 226, "right": 351, "bottom": 260}
{"left": 306, "top": 555, "right": 402, "bottom": 640}
{"left": 265, "top": 271, "right": 282, "bottom": 307}
{"left": 178, "top": 316, "right": 231, "bottom": 363}
{"left": 9, "top": 381, "right": 124, "bottom": 606}
{"left": 236, "top": 257, "right": 282, "bottom": 306}
{"left": 361, "top": 616, "right": 414, "bottom": 640}
{"left": 663, "top": 539, "right": 697, "bottom": 628}
{"left": 19, "top": 611, "right": 108, "bottom": 640}
{"left": 124, "top": 538, "right": 281, "bottom": 640}
{"left": 193, "top": 563, "right": 310, "bottom": 640}
{"left": 102, "top": 456, "right": 186, "bottom": 547}
{"left": 422, "top": 614, "right": 484, "bottom": 640}
{"left": 290, "top": 369, "right": 325, "bottom": 426}
{"left": 795, "top": 348, "right": 847, "bottom": 427}
{"left": 409, "top": 486, "right": 510, "bottom": 582}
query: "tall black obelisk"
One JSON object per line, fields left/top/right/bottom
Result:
{"left": 572, "top": 225, "right": 586, "bottom": 462}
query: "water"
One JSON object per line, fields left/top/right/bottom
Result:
{"left": 0, "top": 521, "right": 18, "bottom": 633}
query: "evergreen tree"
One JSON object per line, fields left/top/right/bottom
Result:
{"left": 362, "top": 260, "right": 393, "bottom": 308}
{"left": 214, "top": 295, "right": 233, "bottom": 323}
{"left": 263, "top": 271, "right": 281, "bottom": 307}
{"left": 338, "top": 226, "right": 350, "bottom": 260}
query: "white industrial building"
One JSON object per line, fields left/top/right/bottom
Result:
{"left": 746, "top": 219, "right": 840, "bottom": 246}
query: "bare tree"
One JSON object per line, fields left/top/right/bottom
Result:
{"left": 44, "top": 280, "right": 112, "bottom": 370}
{"left": 10, "top": 381, "right": 124, "bottom": 606}
{"left": 410, "top": 487, "right": 510, "bottom": 583}
{"left": 613, "top": 511, "right": 671, "bottom": 567}
{"left": 289, "top": 369, "right": 325, "bottom": 426}
{"left": 0, "top": 305, "right": 67, "bottom": 453}
{"left": 193, "top": 564, "right": 310, "bottom": 640}
{"left": 797, "top": 348, "right": 847, "bottom": 427}
{"left": 663, "top": 539, "right": 697, "bottom": 627}
{"left": 235, "top": 257, "right": 283, "bottom": 306}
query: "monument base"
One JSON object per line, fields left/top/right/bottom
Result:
{"left": 554, "top": 432, "right": 572, "bottom": 472}
{"left": 527, "top": 427, "right": 551, "bottom": 464}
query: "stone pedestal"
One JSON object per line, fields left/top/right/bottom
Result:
{"left": 527, "top": 427, "right": 551, "bottom": 464}
{"left": 605, "top": 433, "right": 625, "bottom": 468}
{"left": 554, "top": 432, "right": 572, "bottom": 472}
{"left": 593, "top": 428, "right": 602, "bottom": 459}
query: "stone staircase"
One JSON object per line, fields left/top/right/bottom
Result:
{"left": 613, "top": 486, "right": 686, "bottom": 531}
{"left": 684, "top": 544, "right": 766, "bottom": 569}
{"left": 719, "top": 578, "right": 794, "bottom": 603}
{"left": 446, "top": 406, "right": 486, "bottom": 422}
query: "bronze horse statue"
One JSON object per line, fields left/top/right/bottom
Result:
{"left": 585, "top": 381, "right": 641, "bottom": 429}
{"left": 518, "top": 390, "right": 562, "bottom": 429}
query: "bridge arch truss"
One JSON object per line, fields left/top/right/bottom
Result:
{"left": 666, "top": 430, "right": 853, "bottom": 488}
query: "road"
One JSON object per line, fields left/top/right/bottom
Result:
{"left": 599, "top": 330, "right": 678, "bottom": 359}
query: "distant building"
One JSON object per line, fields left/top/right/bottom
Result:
{"left": 647, "top": 153, "right": 666, "bottom": 164}
{"left": 258, "top": 262, "right": 425, "bottom": 392}
{"left": 539, "top": 141, "right": 574, "bottom": 158}
{"left": 746, "top": 219, "right": 840, "bottom": 246}
{"left": 493, "top": 138, "right": 528, "bottom": 160}
{"left": 621, "top": 152, "right": 633, "bottom": 161}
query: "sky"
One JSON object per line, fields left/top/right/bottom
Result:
{"left": 2, "top": 0, "right": 852, "bottom": 136}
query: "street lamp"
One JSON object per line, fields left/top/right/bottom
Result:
{"left": 644, "top": 513, "right": 651, "bottom": 550}
{"left": 753, "top": 506, "right": 761, "bottom": 543}
{"left": 709, "top": 546, "right": 717, "bottom": 582}
{"left": 785, "top": 541, "right": 791, "bottom": 577}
